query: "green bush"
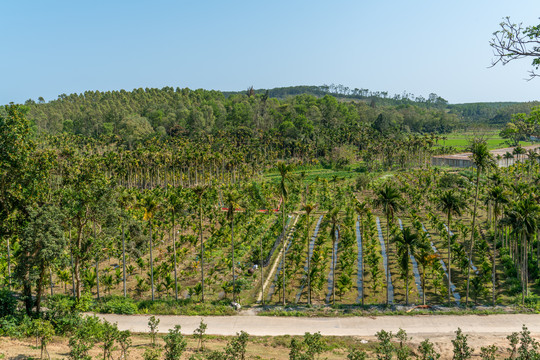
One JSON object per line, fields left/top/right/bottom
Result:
{"left": 93, "top": 296, "right": 138, "bottom": 315}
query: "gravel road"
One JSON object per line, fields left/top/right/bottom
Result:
{"left": 93, "top": 313, "right": 540, "bottom": 337}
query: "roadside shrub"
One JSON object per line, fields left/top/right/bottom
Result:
{"left": 93, "top": 296, "right": 138, "bottom": 314}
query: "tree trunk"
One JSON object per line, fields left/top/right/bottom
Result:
{"left": 122, "top": 223, "right": 127, "bottom": 298}
{"left": 172, "top": 213, "right": 178, "bottom": 301}
{"left": 36, "top": 265, "right": 46, "bottom": 314}
{"left": 466, "top": 170, "right": 481, "bottom": 306}
{"left": 306, "top": 213, "right": 311, "bottom": 306}
{"left": 281, "top": 199, "right": 286, "bottom": 306}
{"left": 94, "top": 223, "right": 100, "bottom": 300}
{"left": 386, "top": 213, "right": 390, "bottom": 306}
{"left": 199, "top": 200, "right": 204, "bottom": 303}
{"left": 69, "top": 228, "right": 75, "bottom": 298}
{"left": 50, "top": 267, "right": 54, "bottom": 296}
{"left": 447, "top": 211, "right": 452, "bottom": 306}
{"left": 7, "top": 237, "right": 11, "bottom": 290}
{"left": 231, "top": 217, "right": 236, "bottom": 303}
{"left": 149, "top": 223, "right": 154, "bottom": 301}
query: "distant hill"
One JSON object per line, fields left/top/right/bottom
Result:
{"left": 225, "top": 85, "right": 540, "bottom": 125}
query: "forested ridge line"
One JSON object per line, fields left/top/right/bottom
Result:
{"left": 16, "top": 85, "right": 540, "bottom": 141}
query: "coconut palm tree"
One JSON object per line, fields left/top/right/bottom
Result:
{"left": 277, "top": 161, "right": 294, "bottom": 305}
{"left": 394, "top": 226, "right": 419, "bottom": 305}
{"left": 466, "top": 138, "right": 495, "bottom": 306}
{"left": 192, "top": 185, "right": 208, "bottom": 302}
{"left": 302, "top": 202, "right": 317, "bottom": 305}
{"left": 436, "top": 189, "right": 467, "bottom": 305}
{"left": 373, "top": 182, "right": 403, "bottom": 305}
{"left": 224, "top": 189, "right": 242, "bottom": 303}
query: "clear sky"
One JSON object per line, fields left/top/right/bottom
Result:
{"left": 2, "top": 0, "right": 540, "bottom": 105}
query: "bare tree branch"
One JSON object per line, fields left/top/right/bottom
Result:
{"left": 489, "top": 17, "right": 540, "bottom": 80}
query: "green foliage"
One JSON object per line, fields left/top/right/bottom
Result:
{"left": 93, "top": 296, "right": 138, "bottom": 315}
{"left": 451, "top": 328, "right": 472, "bottom": 360}
{"left": 418, "top": 339, "right": 440, "bottom": 360}
{"left": 142, "top": 346, "right": 162, "bottom": 360}
{"left": 0, "top": 289, "right": 17, "bottom": 317}
{"left": 479, "top": 345, "right": 497, "bottom": 360}
{"left": 164, "top": 325, "right": 187, "bottom": 360}
{"left": 395, "top": 328, "right": 410, "bottom": 360}
{"left": 347, "top": 348, "right": 368, "bottom": 360}
{"left": 375, "top": 329, "right": 395, "bottom": 360}
{"left": 225, "top": 331, "right": 249, "bottom": 360}
{"left": 193, "top": 319, "right": 208, "bottom": 351}
{"left": 148, "top": 315, "right": 160, "bottom": 347}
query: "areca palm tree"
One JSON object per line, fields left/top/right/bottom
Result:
{"left": 436, "top": 189, "right": 467, "bottom": 305}
{"left": 167, "top": 186, "right": 185, "bottom": 301}
{"left": 502, "top": 194, "right": 539, "bottom": 304}
{"left": 355, "top": 199, "right": 369, "bottom": 305}
{"left": 224, "top": 189, "right": 242, "bottom": 303}
{"left": 328, "top": 207, "right": 341, "bottom": 306}
{"left": 192, "top": 185, "right": 208, "bottom": 302}
{"left": 486, "top": 185, "right": 508, "bottom": 305}
{"left": 373, "top": 182, "right": 403, "bottom": 305}
{"left": 466, "top": 138, "right": 495, "bottom": 306}
{"left": 302, "top": 202, "right": 317, "bottom": 305}
{"left": 138, "top": 190, "right": 161, "bottom": 301}
{"left": 277, "top": 161, "right": 294, "bottom": 305}
{"left": 394, "top": 226, "right": 419, "bottom": 305}
{"left": 118, "top": 188, "right": 135, "bottom": 297}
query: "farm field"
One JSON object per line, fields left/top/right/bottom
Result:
{"left": 438, "top": 129, "right": 536, "bottom": 151}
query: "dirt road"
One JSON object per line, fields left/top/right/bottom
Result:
{"left": 94, "top": 313, "right": 540, "bottom": 337}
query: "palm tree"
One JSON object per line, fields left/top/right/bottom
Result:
{"left": 466, "top": 138, "right": 495, "bottom": 306}
{"left": 486, "top": 185, "right": 508, "bottom": 305}
{"left": 167, "top": 186, "right": 185, "bottom": 301}
{"left": 513, "top": 145, "right": 526, "bottom": 163}
{"left": 118, "top": 188, "right": 135, "bottom": 298}
{"left": 277, "top": 161, "right": 294, "bottom": 305}
{"left": 373, "top": 182, "right": 403, "bottom": 305}
{"left": 502, "top": 194, "right": 539, "bottom": 304}
{"left": 503, "top": 152, "right": 514, "bottom": 167}
{"left": 224, "top": 189, "right": 242, "bottom": 303}
{"left": 394, "top": 226, "right": 419, "bottom": 305}
{"left": 436, "top": 189, "right": 467, "bottom": 305}
{"left": 328, "top": 207, "right": 341, "bottom": 306}
{"left": 139, "top": 190, "right": 160, "bottom": 301}
{"left": 302, "top": 202, "right": 317, "bottom": 305}
{"left": 192, "top": 185, "right": 208, "bottom": 302}
{"left": 355, "top": 199, "right": 369, "bottom": 306}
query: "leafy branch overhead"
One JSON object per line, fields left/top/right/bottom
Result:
{"left": 490, "top": 17, "right": 540, "bottom": 79}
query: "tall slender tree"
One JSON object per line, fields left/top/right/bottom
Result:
{"left": 192, "top": 185, "right": 208, "bottom": 303}
{"left": 224, "top": 189, "right": 242, "bottom": 303}
{"left": 466, "top": 139, "right": 494, "bottom": 306}
{"left": 302, "top": 203, "right": 317, "bottom": 305}
{"left": 139, "top": 190, "right": 160, "bottom": 301}
{"left": 373, "top": 182, "right": 403, "bottom": 305}
{"left": 394, "top": 226, "right": 419, "bottom": 305}
{"left": 277, "top": 161, "right": 294, "bottom": 305}
{"left": 436, "top": 189, "right": 467, "bottom": 305}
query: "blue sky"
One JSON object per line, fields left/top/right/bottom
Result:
{"left": 2, "top": 0, "right": 540, "bottom": 104}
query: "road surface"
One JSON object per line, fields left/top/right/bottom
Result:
{"left": 93, "top": 313, "right": 540, "bottom": 337}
